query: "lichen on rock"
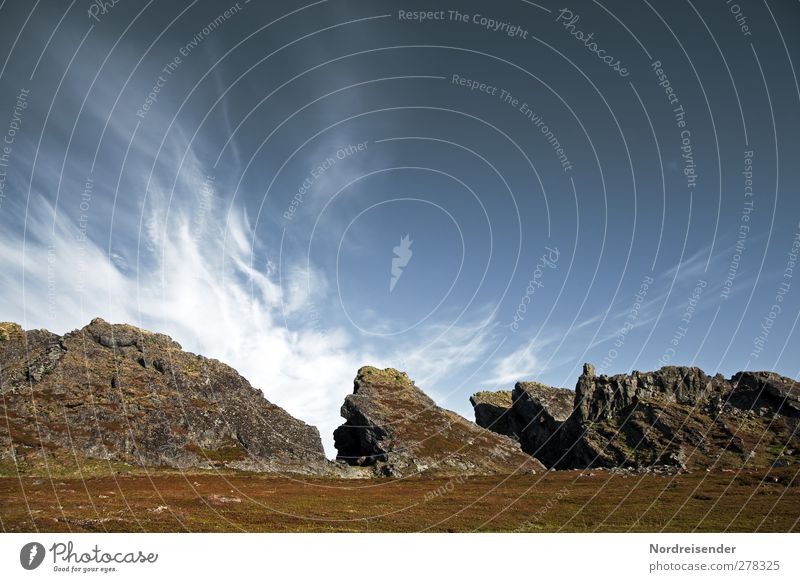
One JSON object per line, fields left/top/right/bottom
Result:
{"left": 334, "top": 367, "right": 544, "bottom": 476}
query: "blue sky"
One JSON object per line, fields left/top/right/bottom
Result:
{"left": 1, "top": 0, "right": 798, "bottom": 456}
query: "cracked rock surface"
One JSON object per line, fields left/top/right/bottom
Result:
{"left": 473, "top": 363, "right": 800, "bottom": 471}
{"left": 334, "top": 366, "right": 544, "bottom": 477}
{"left": 0, "top": 319, "right": 331, "bottom": 474}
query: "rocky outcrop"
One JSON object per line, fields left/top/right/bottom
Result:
{"left": 471, "top": 381, "right": 573, "bottom": 467}
{"left": 728, "top": 371, "right": 800, "bottom": 418}
{"left": 469, "top": 390, "right": 514, "bottom": 438}
{"left": 574, "top": 363, "right": 725, "bottom": 423}
{"left": 510, "top": 382, "right": 574, "bottom": 466}
{"left": 6, "top": 315, "right": 797, "bottom": 480}
{"left": 334, "top": 367, "right": 544, "bottom": 477}
{"left": 0, "top": 319, "right": 330, "bottom": 474}
{"left": 472, "top": 364, "right": 800, "bottom": 471}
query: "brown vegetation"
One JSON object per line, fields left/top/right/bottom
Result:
{"left": 1, "top": 467, "right": 797, "bottom": 532}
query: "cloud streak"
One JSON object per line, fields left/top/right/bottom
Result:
{"left": 0, "top": 158, "right": 380, "bottom": 457}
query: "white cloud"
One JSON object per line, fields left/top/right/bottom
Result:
{"left": 483, "top": 341, "right": 541, "bottom": 386}
{"left": 662, "top": 243, "right": 713, "bottom": 282}
{"left": 0, "top": 165, "right": 377, "bottom": 457}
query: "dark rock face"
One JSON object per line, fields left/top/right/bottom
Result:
{"left": 473, "top": 364, "right": 800, "bottom": 471}
{"left": 510, "top": 382, "right": 574, "bottom": 467}
{"left": 574, "top": 363, "right": 724, "bottom": 423}
{"left": 0, "top": 319, "right": 330, "bottom": 474}
{"left": 334, "top": 367, "right": 544, "bottom": 477}
{"left": 469, "top": 391, "right": 514, "bottom": 438}
{"left": 471, "top": 381, "right": 573, "bottom": 468}
{"left": 729, "top": 371, "right": 800, "bottom": 418}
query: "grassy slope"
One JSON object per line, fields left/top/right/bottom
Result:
{"left": 1, "top": 466, "right": 797, "bottom": 532}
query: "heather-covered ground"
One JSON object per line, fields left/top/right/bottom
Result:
{"left": 1, "top": 467, "right": 797, "bottom": 532}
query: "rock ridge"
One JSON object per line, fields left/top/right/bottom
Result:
{"left": 0, "top": 318, "right": 331, "bottom": 475}
{"left": 472, "top": 363, "right": 800, "bottom": 471}
{"left": 334, "top": 366, "right": 544, "bottom": 476}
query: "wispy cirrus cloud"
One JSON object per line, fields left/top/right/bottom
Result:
{"left": 0, "top": 149, "right": 379, "bottom": 456}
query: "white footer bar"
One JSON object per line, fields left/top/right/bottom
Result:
{"left": 1, "top": 533, "right": 796, "bottom": 581}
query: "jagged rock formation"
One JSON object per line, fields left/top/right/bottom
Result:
{"left": 472, "top": 363, "right": 800, "bottom": 471}
{"left": 6, "top": 315, "right": 797, "bottom": 480}
{"left": 509, "top": 382, "right": 574, "bottom": 466}
{"left": 728, "top": 371, "right": 800, "bottom": 418}
{"left": 573, "top": 363, "right": 723, "bottom": 423}
{"left": 472, "top": 383, "right": 573, "bottom": 467}
{"left": 470, "top": 390, "right": 514, "bottom": 438}
{"left": 334, "top": 367, "right": 544, "bottom": 477}
{"left": 0, "top": 319, "right": 330, "bottom": 474}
